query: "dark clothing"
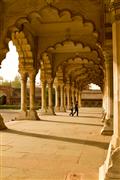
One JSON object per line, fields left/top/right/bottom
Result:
{"left": 69, "top": 103, "right": 74, "bottom": 116}
{"left": 73, "top": 102, "right": 78, "bottom": 116}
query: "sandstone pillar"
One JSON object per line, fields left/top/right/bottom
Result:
{"left": 29, "top": 72, "right": 40, "bottom": 120}
{"left": 47, "top": 80, "right": 54, "bottom": 114}
{"left": 41, "top": 81, "right": 47, "bottom": 113}
{"left": 102, "top": 86, "right": 107, "bottom": 122}
{"left": 71, "top": 87, "right": 75, "bottom": 106}
{"left": 64, "top": 87, "right": 67, "bottom": 111}
{"left": 55, "top": 84, "right": 60, "bottom": 112}
{"left": 101, "top": 57, "right": 113, "bottom": 135}
{"left": 20, "top": 72, "right": 27, "bottom": 117}
{"left": 78, "top": 91, "right": 82, "bottom": 108}
{"left": 111, "top": 0, "right": 120, "bottom": 148}
{"left": 66, "top": 84, "right": 70, "bottom": 110}
{"left": 99, "top": 1, "right": 120, "bottom": 179}
{"left": 60, "top": 84, "right": 65, "bottom": 112}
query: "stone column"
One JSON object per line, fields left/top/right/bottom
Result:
{"left": 74, "top": 89, "right": 76, "bottom": 102}
{"left": 111, "top": 1, "right": 120, "bottom": 148}
{"left": 99, "top": 2, "right": 120, "bottom": 179}
{"left": 64, "top": 87, "right": 66, "bottom": 111}
{"left": 66, "top": 84, "right": 70, "bottom": 110}
{"left": 29, "top": 72, "right": 40, "bottom": 120}
{"left": 29, "top": 72, "right": 35, "bottom": 111}
{"left": 48, "top": 79, "right": 54, "bottom": 114}
{"left": 78, "top": 91, "right": 82, "bottom": 108}
{"left": 71, "top": 87, "right": 75, "bottom": 106}
{"left": 101, "top": 56, "right": 113, "bottom": 135}
{"left": 21, "top": 72, "right": 27, "bottom": 116}
{"left": 60, "top": 83, "right": 65, "bottom": 112}
{"left": 76, "top": 89, "right": 79, "bottom": 102}
{"left": 41, "top": 81, "right": 47, "bottom": 114}
{"left": 55, "top": 84, "right": 60, "bottom": 112}
{"left": 102, "top": 84, "right": 107, "bottom": 122}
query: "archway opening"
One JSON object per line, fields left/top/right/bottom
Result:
{"left": 0, "top": 41, "right": 20, "bottom": 107}
{"left": 81, "top": 83, "right": 102, "bottom": 107}
{"left": 88, "top": 83, "right": 101, "bottom": 90}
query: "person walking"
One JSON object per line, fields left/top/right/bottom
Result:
{"left": 69, "top": 102, "right": 74, "bottom": 116}
{"left": 73, "top": 101, "right": 78, "bottom": 116}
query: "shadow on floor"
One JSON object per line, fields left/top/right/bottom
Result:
{"left": 40, "top": 119, "right": 103, "bottom": 127}
{"left": 3, "top": 128, "right": 109, "bottom": 150}
{"left": 54, "top": 113, "right": 102, "bottom": 119}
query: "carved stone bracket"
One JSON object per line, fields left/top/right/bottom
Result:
{"left": 110, "top": 1, "right": 120, "bottom": 22}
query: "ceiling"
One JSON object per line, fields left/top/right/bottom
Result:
{"left": 0, "top": 0, "right": 111, "bottom": 90}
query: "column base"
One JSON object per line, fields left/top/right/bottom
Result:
{"left": 39, "top": 108, "right": 47, "bottom": 115}
{"left": 55, "top": 106, "right": 60, "bottom": 112}
{"left": 0, "top": 114, "right": 7, "bottom": 130}
{"left": 99, "top": 137, "right": 120, "bottom": 180}
{"left": 47, "top": 107, "right": 55, "bottom": 115}
{"left": 60, "top": 107, "right": 66, "bottom": 112}
{"left": 67, "top": 106, "right": 71, "bottom": 110}
{"left": 101, "top": 119, "right": 113, "bottom": 136}
{"left": 15, "top": 110, "right": 28, "bottom": 120}
{"left": 39, "top": 108, "right": 55, "bottom": 115}
{"left": 28, "top": 110, "right": 40, "bottom": 120}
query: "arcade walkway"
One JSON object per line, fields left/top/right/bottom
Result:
{"left": 0, "top": 108, "right": 111, "bottom": 180}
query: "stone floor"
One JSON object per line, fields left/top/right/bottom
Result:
{"left": 0, "top": 108, "right": 111, "bottom": 180}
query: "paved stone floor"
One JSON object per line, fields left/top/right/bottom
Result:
{"left": 0, "top": 108, "right": 111, "bottom": 180}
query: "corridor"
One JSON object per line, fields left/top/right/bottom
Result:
{"left": 1, "top": 108, "right": 110, "bottom": 180}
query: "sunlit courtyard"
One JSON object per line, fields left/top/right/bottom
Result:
{"left": 1, "top": 108, "right": 110, "bottom": 180}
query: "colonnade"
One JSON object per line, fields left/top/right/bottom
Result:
{"left": 40, "top": 81, "right": 82, "bottom": 114}
{"left": 18, "top": 70, "right": 40, "bottom": 120}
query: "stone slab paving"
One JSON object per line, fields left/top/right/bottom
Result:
{"left": 0, "top": 108, "right": 111, "bottom": 180}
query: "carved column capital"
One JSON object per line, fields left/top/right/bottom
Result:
{"left": 110, "top": 1, "right": 120, "bottom": 22}
{"left": 20, "top": 72, "right": 27, "bottom": 81}
{"left": 110, "top": 1, "right": 120, "bottom": 11}
{"left": 29, "top": 70, "right": 37, "bottom": 78}
{"left": 47, "top": 77, "right": 53, "bottom": 84}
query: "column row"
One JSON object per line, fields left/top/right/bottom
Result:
{"left": 40, "top": 81, "right": 82, "bottom": 114}
{"left": 20, "top": 71, "right": 39, "bottom": 120}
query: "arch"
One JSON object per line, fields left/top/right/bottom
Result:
{"left": 54, "top": 52, "right": 104, "bottom": 91}
{"left": 11, "top": 31, "right": 34, "bottom": 71}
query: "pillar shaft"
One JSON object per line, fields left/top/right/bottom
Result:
{"left": 60, "top": 84, "right": 65, "bottom": 111}
{"left": 101, "top": 56, "right": 113, "bottom": 135}
{"left": 48, "top": 81, "right": 53, "bottom": 110}
{"left": 41, "top": 81, "right": 47, "bottom": 112}
{"left": 99, "top": 3, "right": 120, "bottom": 179}
{"left": 105, "top": 59, "right": 113, "bottom": 120}
{"left": 71, "top": 88, "right": 75, "bottom": 105}
{"left": 112, "top": 15, "right": 120, "bottom": 146}
{"left": 29, "top": 73, "right": 36, "bottom": 111}
{"left": 28, "top": 71, "right": 40, "bottom": 120}
{"left": 64, "top": 88, "right": 66, "bottom": 110}
{"left": 55, "top": 86, "right": 59, "bottom": 107}
{"left": 21, "top": 73, "right": 27, "bottom": 111}
{"left": 78, "top": 91, "right": 82, "bottom": 107}
{"left": 66, "top": 85, "right": 70, "bottom": 109}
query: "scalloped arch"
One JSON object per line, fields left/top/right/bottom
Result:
{"left": 48, "top": 40, "right": 91, "bottom": 53}
{"left": 11, "top": 31, "right": 34, "bottom": 70}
